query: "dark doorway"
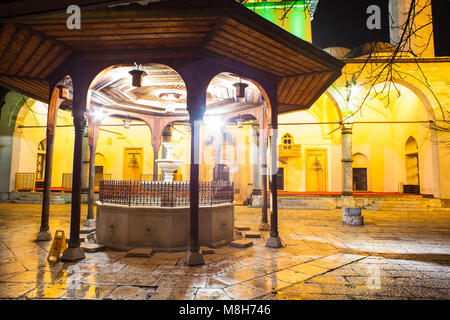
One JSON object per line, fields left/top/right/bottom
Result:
{"left": 277, "top": 168, "right": 285, "bottom": 191}
{"left": 94, "top": 165, "right": 104, "bottom": 188}
{"left": 213, "top": 164, "right": 230, "bottom": 181}
{"left": 353, "top": 168, "right": 367, "bottom": 191}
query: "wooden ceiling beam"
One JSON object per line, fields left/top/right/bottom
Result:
{"left": 283, "top": 75, "right": 308, "bottom": 105}
{"left": 0, "top": 28, "right": 30, "bottom": 74}
{"left": 211, "top": 35, "right": 295, "bottom": 76}
{"left": 25, "top": 19, "right": 216, "bottom": 31}
{"left": 39, "top": 48, "right": 72, "bottom": 79}
{"left": 0, "top": 24, "right": 17, "bottom": 62}
{"left": 5, "top": 33, "right": 41, "bottom": 75}
{"left": 18, "top": 40, "right": 52, "bottom": 77}
{"left": 219, "top": 23, "right": 314, "bottom": 74}
{"left": 206, "top": 40, "right": 287, "bottom": 77}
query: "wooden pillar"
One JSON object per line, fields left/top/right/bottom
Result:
{"left": 266, "top": 91, "right": 282, "bottom": 248}
{"left": 185, "top": 86, "right": 206, "bottom": 266}
{"left": 259, "top": 127, "right": 270, "bottom": 231}
{"left": 85, "top": 118, "right": 99, "bottom": 227}
{"left": 87, "top": 144, "right": 96, "bottom": 218}
{"left": 62, "top": 81, "right": 89, "bottom": 261}
{"left": 37, "top": 87, "right": 61, "bottom": 241}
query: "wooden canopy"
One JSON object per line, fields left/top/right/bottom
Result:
{"left": 0, "top": 0, "right": 344, "bottom": 113}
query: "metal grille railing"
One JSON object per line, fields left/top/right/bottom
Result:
{"left": 99, "top": 180, "right": 234, "bottom": 207}
{"left": 15, "top": 173, "right": 35, "bottom": 191}
{"left": 62, "top": 173, "right": 72, "bottom": 192}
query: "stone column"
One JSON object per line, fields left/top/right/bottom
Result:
{"left": 185, "top": 86, "right": 206, "bottom": 266}
{"left": 342, "top": 123, "right": 353, "bottom": 197}
{"left": 341, "top": 122, "right": 363, "bottom": 225}
{"left": 37, "top": 87, "right": 60, "bottom": 241}
{"left": 251, "top": 125, "right": 262, "bottom": 207}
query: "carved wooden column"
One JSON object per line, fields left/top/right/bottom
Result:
{"left": 142, "top": 116, "right": 173, "bottom": 182}
{"left": 84, "top": 117, "right": 100, "bottom": 228}
{"left": 266, "top": 90, "right": 282, "bottom": 248}
{"left": 185, "top": 83, "right": 206, "bottom": 266}
{"left": 259, "top": 126, "right": 270, "bottom": 231}
{"left": 251, "top": 124, "right": 262, "bottom": 203}
{"left": 62, "top": 79, "right": 90, "bottom": 261}
{"left": 153, "top": 151, "right": 159, "bottom": 181}
{"left": 37, "top": 87, "right": 62, "bottom": 241}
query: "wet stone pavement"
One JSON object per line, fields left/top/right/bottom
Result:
{"left": 0, "top": 203, "right": 449, "bottom": 300}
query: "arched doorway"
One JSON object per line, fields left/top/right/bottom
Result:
{"left": 352, "top": 153, "right": 369, "bottom": 191}
{"left": 404, "top": 136, "right": 420, "bottom": 194}
{"left": 35, "top": 139, "right": 46, "bottom": 189}
{"left": 94, "top": 153, "right": 107, "bottom": 191}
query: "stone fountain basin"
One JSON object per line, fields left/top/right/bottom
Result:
{"left": 96, "top": 202, "right": 234, "bottom": 252}
{"left": 155, "top": 159, "right": 183, "bottom": 170}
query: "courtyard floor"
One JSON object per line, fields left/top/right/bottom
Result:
{"left": 0, "top": 203, "right": 449, "bottom": 300}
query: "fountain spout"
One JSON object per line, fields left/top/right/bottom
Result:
{"left": 155, "top": 142, "right": 183, "bottom": 182}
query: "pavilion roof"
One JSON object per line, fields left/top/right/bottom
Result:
{"left": 0, "top": 0, "right": 344, "bottom": 114}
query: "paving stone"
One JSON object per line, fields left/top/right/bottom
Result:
{"left": 126, "top": 248, "right": 153, "bottom": 258}
{"left": 81, "top": 243, "right": 105, "bottom": 253}
{"left": 200, "top": 247, "right": 215, "bottom": 255}
{"left": 230, "top": 240, "right": 253, "bottom": 248}
{"left": 243, "top": 275, "right": 292, "bottom": 292}
{"left": 150, "top": 287, "right": 197, "bottom": 300}
{"left": 194, "top": 288, "right": 232, "bottom": 300}
{"left": 80, "top": 226, "right": 96, "bottom": 234}
{"left": 61, "top": 284, "right": 116, "bottom": 300}
{"left": 235, "top": 226, "right": 251, "bottom": 231}
{"left": 156, "top": 274, "right": 208, "bottom": 288}
{"left": 270, "top": 269, "right": 312, "bottom": 284}
{"left": 0, "top": 282, "right": 38, "bottom": 299}
{"left": 105, "top": 285, "right": 156, "bottom": 300}
{"left": 224, "top": 283, "right": 267, "bottom": 299}
{"left": 289, "top": 263, "right": 330, "bottom": 276}
{"left": 244, "top": 232, "right": 262, "bottom": 239}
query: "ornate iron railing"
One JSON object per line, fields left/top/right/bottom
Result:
{"left": 99, "top": 180, "right": 234, "bottom": 207}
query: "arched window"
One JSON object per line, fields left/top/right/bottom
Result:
{"left": 281, "top": 133, "right": 293, "bottom": 150}
{"left": 94, "top": 153, "right": 107, "bottom": 188}
{"left": 36, "top": 139, "right": 46, "bottom": 180}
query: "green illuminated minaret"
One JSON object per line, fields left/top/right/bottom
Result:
{"left": 244, "top": 0, "right": 318, "bottom": 42}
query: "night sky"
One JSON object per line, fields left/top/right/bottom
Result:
{"left": 311, "top": 0, "right": 449, "bottom": 56}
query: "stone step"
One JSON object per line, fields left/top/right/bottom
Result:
{"left": 279, "top": 204, "right": 332, "bottom": 208}
{"left": 370, "top": 200, "right": 430, "bottom": 204}
{"left": 279, "top": 207, "right": 333, "bottom": 210}
{"left": 365, "top": 203, "right": 430, "bottom": 208}
{"left": 278, "top": 199, "right": 333, "bottom": 210}
{"left": 279, "top": 199, "right": 332, "bottom": 203}
{"left": 365, "top": 206, "right": 432, "bottom": 211}
{"left": 19, "top": 193, "right": 64, "bottom": 199}
{"left": 12, "top": 199, "right": 66, "bottom": 204}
